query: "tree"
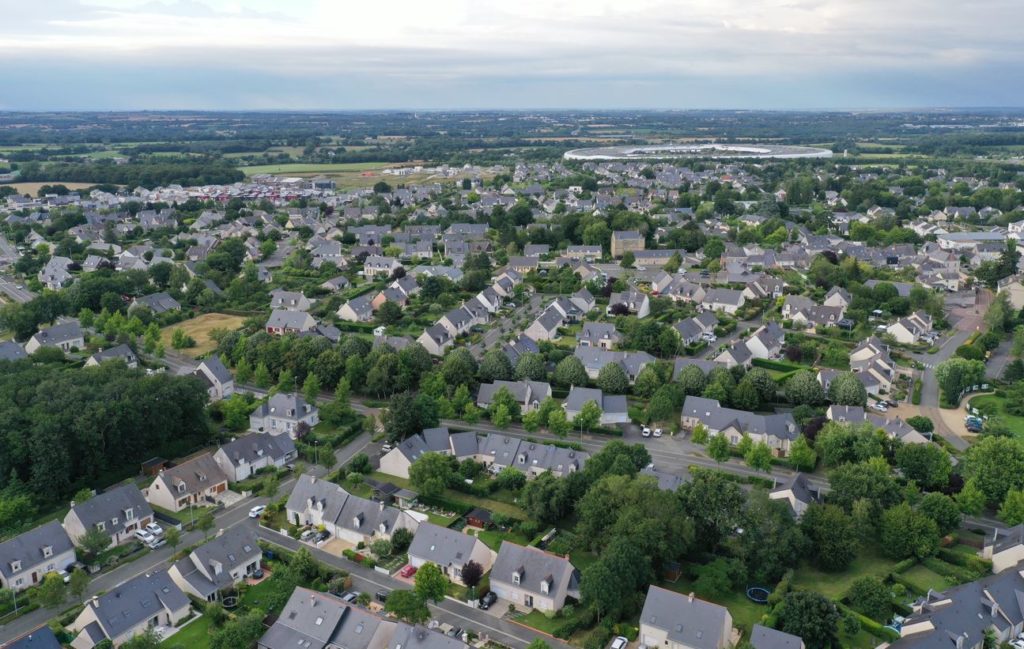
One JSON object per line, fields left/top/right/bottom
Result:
{"left": 692, "top": 557, "right": 745, "bottom": 599}
{"left": 744, "top": 441, "right": 773, "bottom": 472}
{"left": 679, "top": 471, "right": 746, "bottom": 550}
{"left": 198, "top": 511, "right": 215, "bottom": 539}
{"left": 414, "top": 562, "right": 448, "bottom": 603}
{"left": 515, "top": 353, "right": 547, "bottom": 381}
{"left": 827, "top": 372, "right": 868, "bottom": 407}
{"left": 956, "top": 478, "right": 986, "bottom": 515}
{"left": 78, "top": 526, "right": 112, "bottom": 558}
{"left": 677, "top": 365, "right": 707, "bottom": 396}
{"left": 375, "top": 301, "right": 403, "bottom": 326}
{"left": 122, "top": 628, "right": 162, "bottom": 649}
{"left": 732, "top": 378, "right": 760, "bottom": 411}
{"left": 789, "top": 436, "right": 817, "bottom": 471}
{"left": 633, "top": 365, "right": 663, "bottom": 399}
{"left": 919, "top": 492, "right": 962, "bottom": 535}
{"left": 828, "top": 458, "right": 901, "bottom": 512}
{"left": 461, "top": 560, "right": 483, "bottom": 591}
{"left": 935, "top": 357, "right": 986, "bottom": 404}
{"left": 37, "top": 573, "right": 66, "bottom": 608}
{"left": 785, "top": 370, "right": 826, "bottom": 406}
{"left": 302, "top": 373, "right": 322, "bottom": 404}
{"left": 580, "top": 560, "right": 620, "bottom": 622}
{"left": 707, "top": 434, "right": 731, "bottom": 463}
{"left": 521, "top": 472, "right": 570, "bottom": 523}
{"left": 574, "top": 400, "right": 602, "bottom": 433}
{"left": 847, "top": 576, "right": 892, "bottom": 622}
{"left": 526, "top": 640, "right": 552, "bottom": 649}
{"left": 815, "top": 421, "right": 883, "bottom": 467}
{"left": 522, "top": 410, "right": 541, "bottom": 432}
{"left": 801, "top": 504, "right": 857, "bottom": 571}
{"left": 620, "top": 250, "right": 635, "bottom": 268}
{"left": 906, "top": 416, "right": 934, "bottom": 433}
{"left": 596, "top": 363, "right": 629, "bottom": 394}
{"left": 497, "top": 466, "right": 527, "bottom": 491}
{"left": 383, "top": 391, "right": 439, "bottom": 442}
{"left": 880, "top": 502, "right": 940, "bottom": 559}
{"left": 546, "top": 408, "right": 570, "bottom": 437}
{"left": 776, "top": 591, "right": 840, "bottom": 649}
{"left": 554, "top": 356, "right": 588, "bottom": 387}
{"left": 479, "top": 350, "right": 514, "bottom": 383}
{"left": 253, "top": 362, "right": 272, "bottom": 388}
{"left": 391, "top": 527, "right": 414, "bottom": 553}
{"left": 963, "top": 435, "right": 1024, "bottom": 505}
{"left": 1000, "top": 489, "right": 1024, "bottom": 526}
{"left": 164, "top": 526, "right": 181, "bottom": 552}
{"left": 69, "top": 568, "right": 89, "bottom": 601}
{"left": 409, "top": 452, "right": 454, "bottom": 497}
{"left": 209, "top": 610, "right": 265, "bottom": 649}
{"left": 385, "top": 589, "right": 430, "bottom": 623}
{"left": 895, "top": 443, "right": 951, "bottom": 491}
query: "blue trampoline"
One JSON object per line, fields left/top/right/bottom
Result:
{"left": 746, "top": 586, "right": 771, "bottom": 604}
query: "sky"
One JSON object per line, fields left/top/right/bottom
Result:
{"left": 1, "top": 0, "right": 1022, "bottom": 110}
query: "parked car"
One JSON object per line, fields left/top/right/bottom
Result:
{"left": 652, "top": 428, "right": 663, "bottom": 438}
{"left": 148, "top": 538, "right": 166, "bottom": 550}
{"left": 611, "top": 637, "right": 629, "bottom": 649}
{"left": 300, "top": 529, "right": 317, "bottom": 542}
{"left": 478, "top": 591, "right": 498, "bottom": 610}
{"left": 376, "top": 590, "right": 388, "bottom": 603}
{"left": 641, "top": 426, "right": 651, "bottom": 438}
{"left": 871, "top": 402, "right": 888, "bottom": 412}
{"left": 315, "top": 530, "right": 330, "bottom": 543}
{"left": 249, "top": 505, "right": 267, "bottom": 519}
{"left": 145, "top": 523, "right": 163, "bottom": 537}
{"left": 446, "top": 627, "right": 462, "bottom": 638}
{"left": 341, "top": 591, "right": 358, "bottom": 603}
{"left": 399, "top": 565, "right": 417, "bottom": 578}
{"left": 134, "top": 529, "right": 155, "bottom": 545}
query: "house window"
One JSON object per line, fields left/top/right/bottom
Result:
{"left": 125, "top": 508, "right": 134, "bottom": 521}
{"left": 96, "top": 522, "right": 105, "bottom": 532}
{"left": 112, "top": 517, "right": 119, "bottom": 526}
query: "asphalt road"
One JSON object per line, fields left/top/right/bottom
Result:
{"left": 0, "top": 275, "right": 35, "bottom": 304}
{"left": 468, "top": 293, "right": 544, "bottom": 359}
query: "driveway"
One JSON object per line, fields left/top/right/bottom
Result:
{"left": 320, "top": 538, "right": 354, "bottom": 556}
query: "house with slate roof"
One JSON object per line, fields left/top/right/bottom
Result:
{"left": 214, "top": 432, "right": 297, "bottom": 482}
{"left": 64, "top": 484, "right": 154, "bottom": 549}
{"left": 407, "top": 522, "right": 495, "bottom": 585}
{"left": 249, "top": 392, "right": 319, "bottom": 438}
{"left": 476, "top": 380, "right": 552, "bottom": 413}
{"left": 25, "top": 320, "right": 84, "bottom": 354}
{"left": 286, "top": 475, "right": 419, "bottom": 546}
{"left": 0, "top": 521, "right": 76, "bottom": 592}
{"left": 84, "top": 343, "right": 139, "bottom": 368}
{"left": 490, "top": 541, "right": 579, "bottom": 613}
{"left": 257, "top": 587, "right": 396, "bottom": 649}
{"left": 639, "top": 585, "right": 733, "bottom": 649}
{"left": 169, "top": 526, "right": 261, "bottom": 601}
{"left": 193, "top": 356, "right": 234, "bottom": 401}
{"left": 145, "top": 453, "right": 229, "bottom": 513}
{"left": 681, "top": 396, "right": 798, "bottom": 457}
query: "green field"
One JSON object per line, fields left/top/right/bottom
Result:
{"left": 969, "top": 394, "right": 1024, "bottom": 437}
{"left": 791, "top": 550, "right": 901, "bottom": 600}
{"left": 239, "top": 162, "right": 394, "bottom": 176}
{"left": 160, "top": 614, "right": 213, "bottom": 648}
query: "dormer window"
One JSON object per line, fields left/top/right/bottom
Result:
{"left": 42, "top": 545, "right": 53, "bottom": 558}
{"left": 96, "top": 521, "right": 106, "bottom": 532}
{"left": 124, "top": 508, "right": 134, "bottom": 521}
{"left": 177, "top": 483, "right": 186, "bottom": 493}
{"left": 353, "top": 513, "right": 363, "bottom": 528}
{"left": 512, "top": 567, "right": 523, "bottom": 585}
{"left": 10, "top": 560, "right": 21, "bottom": 573}
{"left": 112, "top": 517, "right": 119, "bottom": 526}
{"left": 540, "top": 577, "right": 551, "bottom": 594}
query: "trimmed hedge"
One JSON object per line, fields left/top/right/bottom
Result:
{"left": 836, "top": 603, "right": 900, "bottom": 641}
{"left": 937, "top": 548, "right": 991, "bottom": 576}
{"left": 417, "top": 494, "right": 474, "bottom": 516}
{"left": 752, "top": 358, "right": 811, "bottom": 373}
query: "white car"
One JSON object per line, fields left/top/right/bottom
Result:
{"left": 249, "top": 505, "right": 267, "bottom": 519}
{"left": 134, "top": 529, "right": 155, "bottom": 545}
{"left": 145, "top": 523, "right": 163, "bottom": 537}
{"left": 872, "top": 402, "right": 888, "bottom": 412}
{"left": 610, "top": 637, "right": 629, "bottom": 649}
{"left": 641, "top": 426, "right": 652, "bottom": 437}
{"left": 652, "top": 428, "right": 663, "bottom": 438}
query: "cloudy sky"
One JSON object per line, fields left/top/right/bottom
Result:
{"left": 1, "top": 0, "right": 1022, "bottom": 110}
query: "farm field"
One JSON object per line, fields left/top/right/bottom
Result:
{"left": 160, "top": 312, "right": 247, "bottom": 357}
{"left": 239, "top": 162, "right": 395, "bottom": 175}
{"left": 0, "top": 181, "right": 96, "bottom": 194}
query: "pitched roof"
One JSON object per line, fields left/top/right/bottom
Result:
{"left": 67, "top": 484, "right": 152, "bottom": 539}
{"left": 0, "top": 521, "right": 74, "bottom": 580}
{"left": 750, "top": 625, "right": 803, "bottom": 649}
{"left": 408, "top": 522, "right": 483, "bottom": 568}
{"left": 218, "top": 432, "right": 296, "bottom": 467}
{"left": 156, "top": 453, "right": 228, "bottom": 496}
{"left": 83, "top": 569, "right": 189, "bottom": 642}
{"left": 640, "top": 585, "right": 731, "bottom": 649}
{"left": 491, "top": 541, "right": 577, "bottom": 598}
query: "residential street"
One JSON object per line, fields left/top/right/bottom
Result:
{"left": 0, "top": 274, "right": 35, "bottom": 304}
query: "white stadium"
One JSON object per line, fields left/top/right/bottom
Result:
{"left": 563, "top": 143, "right": 833, "bottom": 161}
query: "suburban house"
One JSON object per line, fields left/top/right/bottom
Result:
{"left": 507, "top": 256, "right": 539, "bottom": 274}
{"left": 680, "top": 396, "right": 799, "bottom": 457}
{"left": 130, "top": 292, "right": 181, "bottom": 315}
{"left": 573, "top": 346, "right": 656, "bottom": 383}
{"left": 701, "top": 288, "right": 746, "bottom": 314}
{"left": 640, "top": 466, "right": 688, "bottom": 492}
{"left": 69, "top": 570, "right": 190, "bottom": 649}
{"left": 270, "top": 289, "right": 315, "bottom": 312}
{"left": 476, "top": 380, "right": 552, "bottom": 413}
{"left": 64, "top": 484, "right": 154, "bottom": 549}
{"left": 145, "top": 453, "right": 230, "bottom": 513}
{"left": 891, "top": 568, "right": 1024, "bottom": 649}
{"left": 639, "top": 586, "right": 733, "bottom": 649}
{"left": 607, "top": 289, "right": 651, "bottom": 318}
{"left": 982, "top": 525, "right": 1024, "bottom": 573}
{"left": 38, "top": 255, "right": 73, "bottom": 289}
{"left": 714, "top": 340, "right": 753, "bottom": 369}
{"left": 5, "top": 625, "right": 63, "bottom": 649}
{"left": 849, "top": 337, "right": 898, "bottom": 394}
{"left": 578, "top": 322, "right": 622, "bottom": 349}
{"left": 470, "top": 432, "right": 590, "bottom": 479}
{"left": 407, "top": 522, "right": 495, "bottom": 586}
{"left": 192, "top": 356, "right": 235, "bottom": 401}
{"left": 265, "top": 309, "right": 317, "bottom": 335}
{"left": 610, "top": 230, "right": 645, "bottom": 258}
{"left": 169, "top": 526, "right": 261, "bottom": 601}
{"left": 489, "top": 541, "right": 579, "bottom": 613}
{"left": 417, "top": 324, "right": 454, "bottom": 357}
{"left": 379, "top": 428, "right": 480, "bottom": 479}
{"left": 25, "top": 320, "right": 84, "bottom": 354}
{"left": 750, "top": 625, "right": 804, "bottom": 649}
{"left": 364, "top": 255, "right": 402, "bottom": 279}
{"left": 0, "top": 521, "right": 76, "bottom": 592}
{"left": 285, "top": 475, "right": 420, "bottom": 546}
{"left": 213, "top": 432, "right": 297, "bottom": 482}
{"left": 249, "top": 392, "right": 320, "bottom": 438}
{"left": 823, "top": 286, "right": 852, "bottom": 309}
{"left": 84, "top": 343, "right": 139, "bottom": 368}
{"left": 887, "top": 311, "right": 934, "bottom": 344}
{"left": 744, "top": 322, "right": 785, "bottom": 360}
{"left": 338, "top": 294, "right": 376, "bottom": 323}
{"left": 565, "top": 245, "right": 602, "bottom": 261}
{"left": 0, "top": 340, "right": 27, "bottom": 361}
{"left": 563, "top": 386, "right": 630, "bottom": 426}
{"left": 768, "top": 473, "right": 819, "bottom": 518}
{"left": 258, "top": 587, "right": 397, "bottom": 649}
{"left": 525, "top": 308, "right": 566, "bottom": 342}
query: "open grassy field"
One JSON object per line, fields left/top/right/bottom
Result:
{"left": 791, "top": 549, "right": 901, "bottom": 600}
{"left": 160, "top": 312, "right": 247, "bottom": 357}
{"left": 969, "top": 394, "right": 1024, "bottom": 437}
{"left": 239, "top": 162, "right": 394, "bottom": 175}
{"left": 0, "top": 181, "right": 96, "bottom": 194}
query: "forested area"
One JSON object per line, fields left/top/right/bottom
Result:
{"left": 13, "top": 159, "right": 244, "bottom": 189}
{"left": 0, "top": 360, "right": 211, "bottom": 533}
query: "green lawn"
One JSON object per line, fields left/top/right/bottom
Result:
{"left": 901, "top": 565, "right": 949, "bottom": 594}
{"left": 239, "top": 572, "right": 293, "bottom": 614}
{"left": 160, "top": 614, "right": 213, "bottom": 649}
{"left": 791, "top": 549, "right": 901, "bottom": 600}
{"left": 240, "top": 162, "right": 393, "bottom": 175}
{"left": 659, "top": 578, "right": 766, "bottom": 635}
{"left": 517, "top": 606, "right": 591, "bottom": 636}
{"left": 369, "top": 472, "right": 528, "bottom": 519}
{"left": 469, "top": 528, "right": 531, "bottom": 552}
{"left": 969, "top": 395, "right": 1024, "bottom": 437}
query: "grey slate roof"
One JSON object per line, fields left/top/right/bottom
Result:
{"left": 0, "top": 340, "right": 27, "bottom": 361}
{"left": 68, "top": 484, "right": 152, "bottom": 540}
{"left": 218, "top": 433, "right": 296, "bottom": 468}
{"left": 173, "top": 526, "right": 260, "bottom": 596}
{"left": 408, "top": 522, "right": 481, "bottom": 568}
{"left": 682, "top": 396, "right": 798, "bottom": 441}
{"left": 197, "top": 356, "right": 233, "bottom": 385}
{"left": 750, "top": 625, "right": 803, "bottom": 649}
{"left": 4, "top": 625, "right": 63, "bottom": 649}
{"left": 84, "top": 569, "right": 189, "bottom": 642}
{"left": 0, "top": 521, "right": 74, "bottom": 581}
{"left": 286, "top": 475, "right": 406, "bottom": 537}
{"left": 388, "top": 623, "right": 470, "bottom": 649}
{"left": 641, "top": 585, "right": 731, "bottom": 649}
{"left": 133, "top": 292, "right": 181, "bottom": 314}
{"left": 87, "top": 343, "right": 138, "bottom": 366}
{"left": 260, "top": 587, "right": 391, "bottom": 649}
{"left": 30, "top": 320, "right": 83, "bottom": 347}
{"left": 491, "top": 541, "right": 578, "bottom": 599}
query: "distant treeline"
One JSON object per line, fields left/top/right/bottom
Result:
{"left": 15, "top": 159, "right": 244, "bottom": 189}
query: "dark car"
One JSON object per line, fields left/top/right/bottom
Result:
{"left": 446, "top": 627, "right": 462, "bottom": 638}
{"left": 376, "top": 590, "right": 388, "bottom": 603}
{"left": 315, "top": 530, "right": 331, "bottom": 542}
{"left": 478, "top": 591, "right": 498, "bottom": 610}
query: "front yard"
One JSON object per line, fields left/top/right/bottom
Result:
{"left": 159, "top": 614, "right": 213, "bottom": 649}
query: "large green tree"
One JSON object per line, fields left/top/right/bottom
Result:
{"left": 776, "top": 591, "right": 840, "bottom": 649}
